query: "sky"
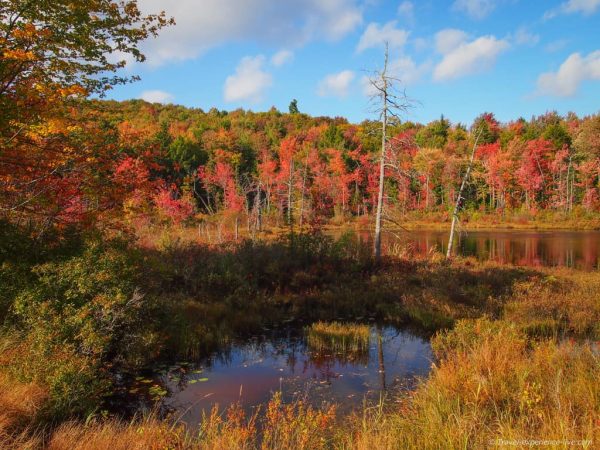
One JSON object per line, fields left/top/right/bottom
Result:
{"left": 106, "top": 0, "right": 600, "bottom": 126}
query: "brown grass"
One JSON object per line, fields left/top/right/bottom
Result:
{"left": 2, "top": 259, "right": 599, "bottom": 449}
{"left": 306, "top": 321, "right": 370, "bottom": 353}
{"left": 0, "top": 372, "right": 47, "bottom": 449}
{"left": 45, "top": 419, "right": 186, "bottom": 450}
{"left": 342, "top": 319, "right": 600, "bottom": 449}
{"left": 504, "top": 268, "right": 600, "bottom": 338}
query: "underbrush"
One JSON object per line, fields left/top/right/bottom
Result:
{"left": 1, "top": 319, "right": 597, "bottom": 449}
{"left": 343, "top": 319, "right": 600, "bottom": 449}
{"left": 1, "top": 222, "right": 599, "bottom": 448}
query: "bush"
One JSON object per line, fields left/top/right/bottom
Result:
{"left": 8, "top": 240, "right": 160, "bottom": 416}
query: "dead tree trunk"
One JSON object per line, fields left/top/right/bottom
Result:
{"left": 446, "top": 128, "right": 483, "bottom": 259}
{"left": 367, "top": 43, "right": 412, "bottom": 262}
{"left": 373, "top": 64, "right": 388, "bottom": 262}
{"left": 287, "top": 159, "right": 294, "bottom": 225}
{"left": 299, "top": 148, "right": 309, "bottom": 228}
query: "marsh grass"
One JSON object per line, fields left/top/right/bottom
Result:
{"left": 341, "top": 319, "right": 600, "bottom": 449}
{"left": 2, "top": 229, "right": 600, "bottom": 448}
{"left": 504, "top": 268, "right": 600, "bottom": 339}
{"left": 306, "top": 322, "right": 370, "bottom": 355}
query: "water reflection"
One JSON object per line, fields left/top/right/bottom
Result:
{"left": 340, "top": 230, "right": 600, "bottom": 270}
{"left": 156, "top": 324, "right": 432, "bottom": 426}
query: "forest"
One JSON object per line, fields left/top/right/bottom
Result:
{"left": 0, "top": 1, "right": 599, "bottom": 449}
{"left": 5, "top": 98, "right": 600, "bottom": 237}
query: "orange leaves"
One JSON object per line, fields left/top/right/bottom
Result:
{"left": 58, "top": 85, "right": 88, "bottom": 98}
{"left": 11, "top": 23, "right": 45, "bottom": 39}
{"left": 2, "top": 49, "right": 36, "bottom": 61}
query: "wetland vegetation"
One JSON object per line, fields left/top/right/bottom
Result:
{"left": 1, "top": 0, "right": 599, "bottom": 447}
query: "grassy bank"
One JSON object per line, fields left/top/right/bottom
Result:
{"left": 1, "top": 318, "right": 598, "bottom": 449}
{"left": 385, "top": 209, "right": 600, "bottom": 231}
{"left": 317, "top": 209, "right": 600, "bottom": 232}
{"left": 0, "top": 225, "right": 599, "bottom": 448}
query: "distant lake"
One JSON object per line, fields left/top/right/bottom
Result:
{"left": 341, "top": 229, "right": 600, "bottom": 270}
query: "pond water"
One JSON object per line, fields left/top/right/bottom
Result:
{"left": 118, "top": 230, "right": 600, "bottom": 424}
{"left": 143, "top": 324, "right": 432, "bottom": 426}
{"left": 365, "top": 229, "right": 600, "bottom": 270}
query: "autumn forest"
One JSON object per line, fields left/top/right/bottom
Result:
{"left": 6, "top": 99, "right": 600, "bottom": 235}
{"left": 1, "top": 1, "right": 599, "bottom": 449}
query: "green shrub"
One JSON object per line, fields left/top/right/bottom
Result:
{"left": 9, "top": 240, "right": 160, "bottom": 416}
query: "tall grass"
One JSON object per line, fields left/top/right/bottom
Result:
{"left": 306, "top": 322, "right": 370, "bottom": 353}
{"left": 2, "top": 319, "right": 597, "bottom": 449}
{"left": 342, "top": 319, "right": 599, "bottom": 449}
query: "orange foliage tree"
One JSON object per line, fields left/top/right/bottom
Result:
{"left": 0, "top": 0, "right": 171, "bottom": 233}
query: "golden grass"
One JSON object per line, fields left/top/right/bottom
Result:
{"left": 2, "top": 260, "right": 599, "bottom": 449}
{"left": 306, "top": 321, "right": 370, "bottom": 354}
{"left": 0, "top": 372, "right": 47, "bottom": 449}
{"left": 504, "top": 268, "right": 600, "bottom": 338}
{"left": 341, "top": 319, "right": 600, "bottom": 449}
{"left": 45, "top": 419, "right": 186, "bottom": 450}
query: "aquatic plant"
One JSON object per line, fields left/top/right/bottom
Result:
{"left": 306, "top": 321, "right": 370, "bottom": 355}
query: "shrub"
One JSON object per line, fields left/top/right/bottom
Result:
{"left": 9, "top": 240, "right": 160, "bottom": 416}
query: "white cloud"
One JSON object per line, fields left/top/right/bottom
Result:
{"left": 452, "top": 0, "right": 497, "bottom": 19}
{"left": 544, "top": 0, "right": 600, "bottom": 19}
{"left": 360, "top": 56, "right": 430, "bottom": 96}
{"left": 139, "top": 90, "right": 174, "bottom": 104}
{"left": 390, "top": 57, "right": 431, "bottom": 85}
{"left": 536, "top": 50, "right": 600, "bottom": 97}
{"left": 562, "top": 0, "right": 600, "bottom": 14}
{"left": 513, "top": 27, "right": 540, "bottom": 46}
{"left": 224, "top": 55, "right": 273, "bottom": 103}
{"left": 356, "top": 21, "right": 409, "bottom": 52}
{"left": 317, "top": 70, "right": 355, "bottom": 97}
{"left": 413, "top": 37, "right": 428, "bottom": 52}
{"left": 435, "top": 28, "right": 469, "bottom": 54}
{"left": 137, "top": 0, "right": 362, "bottom": 66}
{"left": 397, "top": 1, "right": 414, "bottom": 19}
{"left": 271, "top": 50, "right": 294, "bottom": 67}
{"left": 361, "top": 75, "right": 378, "bottom": 97}
{"left": 433, "top": 33, "right": 509, "bottom": 81}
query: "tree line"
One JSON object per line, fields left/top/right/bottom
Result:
{"left": 25, "top": 100, "right": 597, "bottom": 232}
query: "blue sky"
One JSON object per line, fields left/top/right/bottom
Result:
{"left": 107, "top": 0, "right": 600, "bottom": 126}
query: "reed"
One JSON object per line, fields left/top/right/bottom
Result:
{"left": 306, "top": 321, "right": 371, "bottom": 354}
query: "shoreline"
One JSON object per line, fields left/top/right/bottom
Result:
{"left": 319, "top": 218, "right": 600, "bottom": 233}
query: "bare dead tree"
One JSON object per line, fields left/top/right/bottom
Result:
{"left": 366, "top": 42, "right": 413, "bottom": 262}
{"left": 286, "top": 158, "right": 294, "bottom": 226}
{"left": 298, "top": 147, "right": 310, "bottom": 228}
{"left": 446, "top": 127, "right": 484, "bottom": 259}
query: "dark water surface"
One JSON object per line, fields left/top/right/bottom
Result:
{"left": 357, "top": 229, "right": 600, "bottom": 270}
{"left": 123, "top": 230, "right": 599, "bottom": 425}
{"left": 149, "top": 324, "right": 432, "bottom": 426}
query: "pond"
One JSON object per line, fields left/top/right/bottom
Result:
{"left": 361, "top": 229, "right": 600, "bottom": 270}
{"left": 134, "top": 323, "right": 432, "bottom": 427}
